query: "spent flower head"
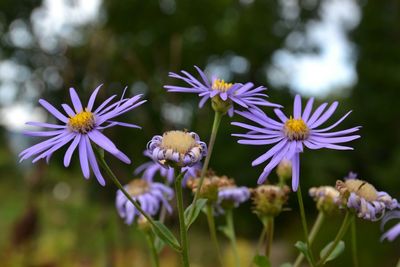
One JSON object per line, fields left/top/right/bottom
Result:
{"left": 134, "top": 151, "right": 202, "bottom": 186}
{"left": 19, "top": 85, "right": 146, "bottom": 185}
{"left": 336, "top": 175, "right": 398, "bottom": 221}
{"left": 232, "top": 94, "right": 360, "bottom": 191}
{"left": 164, "top": 66, "right": 280, "bottom": 116}
{"left": 147, "top": 130, "right": 207, "bottom": 169}
{"left": 309, "top": 186, "right": 343, "bottom": 214}
{"left": 116, "top": 178, "right": 174, "bottom": 225}
{"left": 251, "top": 184, "right": 290, "bottom": 218}
{"left": 187, "top": 172, "right": 233, "bottom": 203}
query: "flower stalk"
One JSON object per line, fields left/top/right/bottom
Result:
{"left": 351, "top": 215, "right": 359, "bottom": 267}
{"left": 145, "top": 232, "right": 160, "bottom": 267}
{"left": 265, "top": 217, "right": 274, "bottom": 258}
{"left": 226, "top": 209, "right": 240, "bottom": 267}
{"left": 206, "top": 204, "right": 224, "bottom": 266}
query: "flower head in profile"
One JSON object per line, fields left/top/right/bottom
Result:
{"left": 232, "top": 94, "right": 360, "bottom": 191}
{"left": 251, "top": 185, "right": 290, "bottom": 218}
{"left": 381, "top": 210, "right": 400, "bottom": 242}
{"left": 336, "top": 175, "right": 398, "bottom": 221}
{"left": 147, "top": 130, "right": 207, "bottom": 168}
{"left": 164, "top": 66, "right": 280, "bottom": 116}
{"left": 134, "top": 151, "right": 202, "bottom": 186}
{"left": 309, "top": 186, "right": 343, "bottom": 214}
{"left": 116, "top": 178, "right": 174, "bottom": 225}
{"left": 19, "top": 85, "right": 146, "bottom": 186}
{"left": 215, "top": 185, "right": 250, "bottom": 214}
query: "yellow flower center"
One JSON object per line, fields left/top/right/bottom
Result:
{"left": 283, "top": 117, "right": 309, "bottom": 141}
{"left": 161, "top": 130, "right": 197, "bottom": 154}
{"left": 344, "top": 179, "right": 378, "bottom": 201}
{"left": 127, "top": 179, "right": 149, "bottom": 196}
{"left": 212, "top": 79, "right": 233, "bottom": 92}
{"left": 68, "top": 109, "right": 95, "bottom": 133}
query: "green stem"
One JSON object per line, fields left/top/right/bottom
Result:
{"left": 188, "top": 111, "right": 223, "bottom": 225}
{"left": 265, "top": 217, "right": 274, "bottom": 258}
{"left": 226, "top": 209, "right": 240, "bottom": 267}
{"left": 175, "top": 171, "right": 190, "bottom": 267}
{"left": 317, "top": 212, "right": 352, "bottom": 266}
{"left": 206, "top": 204, "right": 224, "bottom": 266}
{"left": 145, "top": 232, "right": 160, "bottom": 267}
{"left": 93, "top": 148, "right": 181, "bottom": 251}
{"left": 350, "top": 216, "right": 359, "bottom": 267}
{"left": 296, "top": 185, "right": 316, "bottom": 266}
{"left": 257, "top": 227, "right": 267, "bottom": 255}
{"left": 294, "top": 212, "right": 325, "bottom": 267}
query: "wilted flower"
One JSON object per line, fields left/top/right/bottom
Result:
{"left": 134, "top": 151, "right": 202, "bottom": 185}
{"left": 309, "top": 186, "right": 343, "bottom": 214}
{"left": 232, "top": 94, "right": 360, "bottom": 191}
{"left": 164, "top": 66, "right": 280, "bottom": 116}
{"left": 187, "top": 173, "right": 233, "bottom": 203}
{"left": 336, "top": 177, "right": 398, "bottom": 221}
{"left": 251, "top": 185, "right": 290, "bottom": 218}
{"left": 381, "top": 211, "right": 400, "bottom": 242}
{"left": 116, "top": 179, "right": 174, "bottom": 225}
{"left": 147, "top": 130, "right": 207, "bottom": 168}
{"left": 19, "top": 85, "right": 146, "bottom": 186}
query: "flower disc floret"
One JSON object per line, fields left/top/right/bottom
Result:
{"left": 284, "top": 117, "right": 309, "bottom": 141}
{"left": 68, "top": 109, "right": 95, "bottom": 133}
{"left": 147, "top": 130, "right": 207, "bottom": 168}
{"left": 212, "top": 79, "right": 233, "bottom": 92}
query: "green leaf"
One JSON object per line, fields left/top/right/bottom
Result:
{"left": 294, "top": 241, "right": 311, "bottom": 263}
{"left": 218, "top": 225, "right": 233, "bottom": 239}
{"left": 184, "top": 198, "right": 207, "bottom": 230}
{"left": 279, "top": 263, "right": 293, "bottom": 267}
{"left": 253, "top": 255, "right": 271, "bottom": 267}
{"left": 153, "top": 235, "right": 165, "bottom": 254}
{"left": 151, "top": 221, "right": 180, "bottom": 252}
{"left": 320, "top": 240, "right": 345, "bottom": 263}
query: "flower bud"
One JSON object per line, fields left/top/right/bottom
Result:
{"left": 309, "top": 186, "right": 342, "bottom": 214}
{"left": 251, "top": 185, "right": 290, "bottom": 218}
{"left": 276, "top": 159, "right": 292, "bottom": 182}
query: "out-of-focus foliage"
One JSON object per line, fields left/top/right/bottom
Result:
{"left": 0, "top": 0, "right": 399, "bottom": 266}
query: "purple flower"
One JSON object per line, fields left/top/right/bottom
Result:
{"left": 164, "top": 66, "right": 280, "bottom": 116}
{"left": 147, "top": 130, "right": 207, "bottom": 168}
{"left": 19, "top": 85, "right": 146, "bottom": 186}
{"left": 116, "top": 179, "right": 174, "bottom": 225}
{"left": 336, "top": 178, "right": 398, "bottom": 221}
{"left": 232, "top": 94, "right": 360, "bottom": 191}
{"left": 381, "top": 211, "right": 400, "bottom": 241}
{"left": 215, "top": 186, "right": 250, "bottom": 214}
{"left": 134, "top": 151, "right": 202, "bottom": 185}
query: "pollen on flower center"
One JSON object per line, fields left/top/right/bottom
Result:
{"left": 343, "top": 179, "right": 378, "bottom": 201}
{"left": 68, "top": 109, "right": 95, "bottom": 133}
{"left": 212, "top": 79, "right": 233, "bottom": 92}
{"left": 127, "top": 179, "right": 149, "bottom": 196}
{"left": 283, "top": 117, "right": 309, "bottom": 141}
{"left": 161, "top": 130, "right": 197, "bottom": 154}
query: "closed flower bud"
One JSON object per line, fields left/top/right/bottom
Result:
{"left": 276, "top": 159, "right": 292, "bottom": 182}
{"left": 309, "top": 186, "right": 342, "bottom": 214}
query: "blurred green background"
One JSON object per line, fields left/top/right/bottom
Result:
{"left": 0, "top": 0, "right": 399, "bottom": 266}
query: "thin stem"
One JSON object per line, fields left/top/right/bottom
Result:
{"left": 317, "top": 211, "right": 352, "bottom": 266}
{"left": 93, "top": 148, "right": 179, "bottom": 250}
{"left": 249, "top": 226, "right": 267, "bottom": 267}
{"left": 145, "top": 232, "right": 160, "bottom": 267}
{"left": 296, "top": 185, "right": 316, "bottom": 266}
{"left": 294, "top": 212, "right": 325, "bottom": 267}
{"left": 175, "top": 171, "right": 190, "bottom": 267}
{"left": 206, "top": 204, "right": 224, "bottom": 266}
{"left": 226, "top": 209, "right": 240, "bottom": 267}
{"left": 351, "top": 216, "right": 359, "bottom": 267}
{"left": 188, "top": 111, "right": 223, "bottom": 224}
{"left": 265, "top": 217, "right": 274, "bottom": 258}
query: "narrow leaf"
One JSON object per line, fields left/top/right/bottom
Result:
{"left": 184, "top": 198, "right": 208, "bottom": 230}
{"left": 151, "top": 221, "right": 180, "bottom": 251}
{"left": 295, "top": 241, "right": 311, "bottom": 263}
{"left": 153, "top": 235, "right": 165, "bottom": 254}
{"left": 320, "top": 240, "right": 345, "bottom": 263}
{"left": 253, "top": 255, "right": 271, "bottom": 267}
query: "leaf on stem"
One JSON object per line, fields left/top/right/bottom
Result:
{"left": 153, "top": 235, "right": 165, "bottom": 254}
{"left": 253, "top": 255, "right": 271, "bottom": 267}
{"left": 320, "top": 240, "right": 345, "bottom": 263}
{"left": 294, "top": 241, "right": 312, "bottom": 263}
{"left": 184, "top": 198, "right": 207, "bottom": 230}
{"left": 151, "top": 221, "right": 180, "bottom": 252}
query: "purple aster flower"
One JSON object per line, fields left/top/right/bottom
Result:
{"left": 164, "top": 66, "right": 280, "bottom": 116}
{"left": 215, "top": 186, "right": 250, "bottom": 214}
{"left": 19, "top": 85, "right": 146, "bottom": 186}
{"left": 232, "top": 94, "right": 360, "bottom": 191}
{"left": 309, "top": 186, "right": 343, "bottom": 214}
{"left": 116, "top": 179, "right": 174, "bottom": 225}
{"left": 381, "top": 211, "right": 400, "bottom": 241}
{"left": 336, "top": 178, "right": 398, "bottom": 221}
{"left": 147, "top": 130, "right": 207, "bottom": 168}
{"left": 134, "top": 151, "right": 202, "bottom": 186}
